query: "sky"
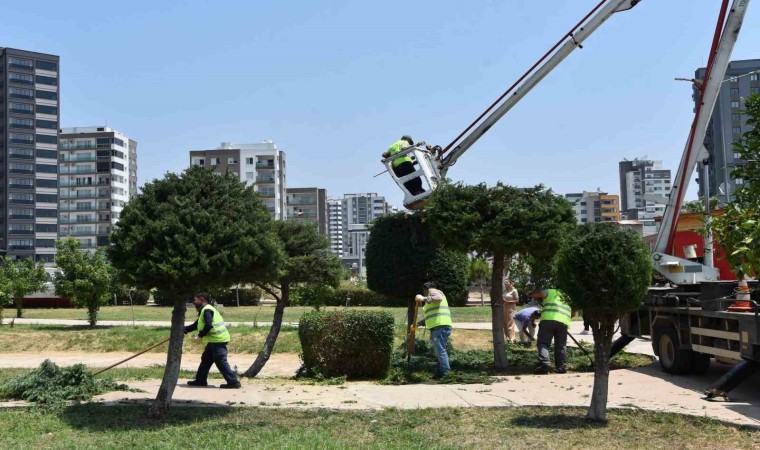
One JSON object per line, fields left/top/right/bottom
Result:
{"left": 2, "top": 0, "right": 758, "bottom": 209}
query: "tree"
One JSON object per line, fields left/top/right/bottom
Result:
{"left": 53, "top": 238, "right": 114, "bottom": 327}
{"left": 681, "top": 197, "right": 719, "bottom": 214}
{"left": 0, "top": 257, "right": 48, "bottom": 320}
{"left": 712, "top": 93, "right": 760, "bottom": 280}
{"left": 366, "top": 212, "right": 470, "bottom": 335}
{"left": 426, "top": 182, "right": 575, "bottom": 371}
{"left": 243, "top": 221, "right": 342, "bottom": 377}
{"left": 109, "top": 166, "right": 283, "bottom": 419}
{"left": 556, "top": 223, "right": 651, "bottom": 422}
{"left": 468, "top": 257, "right": 490, "bottom": 305}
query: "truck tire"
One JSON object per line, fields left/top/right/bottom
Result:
{"left": 654, "top": 326, "right": 693, "bottom": 375}
{"left": 690, "top": 352, "right": 711, "bottom": 375}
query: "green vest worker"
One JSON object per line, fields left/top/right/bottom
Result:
{"left": 415, "top": 281, "right": 452, "bottom": 378}
{"left": 184, "top": 292, "right": 241, "bottom": 389}
{"left": 529, "top": 288, "right": 573, "bottom": 374}
{"left": 382, "top": 135, "right": 425, "bottom": 196}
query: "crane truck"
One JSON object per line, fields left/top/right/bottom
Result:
{"left": 382, "top": 0, "right": 757, "bottom": 399}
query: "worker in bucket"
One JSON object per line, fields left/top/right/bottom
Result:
{"left": 382, "top": 135, "right": 425, "bottom": 195}
{"left": 415, "top": 281, "right": 452, "bottom": 378}
{"left": 528, "top": 288, "right": 573, "bottom": 374}
{"left": 513, "top": 306, "right": 541, "bottom": 343}
{"left": 184, "top": 292, "right": 241, "bottom": 389}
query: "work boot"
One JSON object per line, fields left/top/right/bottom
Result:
{"left": 220, "top": 382, "right": 242, "bottom": 389}
{"left": 580, "top": 329, "right": 590, "bottom": 335}
{"left": 186, "top": 380, "right": 208, "bottom": 387}
{"left": 534, "top": 365, "right": 550, "bottom": 375}
{"left": 556, "top": 368, "right": 567, "bottom": 374}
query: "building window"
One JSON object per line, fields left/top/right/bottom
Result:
{"left": 9, "top": 72, "right": 34, "bottom": 85}
{"left": 9, "top": 239, "right": 34, "bottom": 250}
{"left": 9, "top": 178, "right": 34, "bottom": 189}
{"left": 730, "top": 87, "right": 740, "bottom": 95}
{"left": 210, "top": 158, "right": 220, "bottom": 166}
{"left": 735, "top": 178, "right": 744, "bottom": 185}
{"left": 751, "top": 87, "right": 760, "bottom": 94}
{"left": 35, "top": 239, "right": 56, "bottom": 248}
{"left": 36, "top": 60, "right": 58, "bottom": 71}
{"left": 10, "top": 192, "right": 34, "bottom": 204}
{"left": 9, "top": 224, "right": 34, "bottom": 234}
{"left": 731, "top": 101, "right": 741, "bottom": 109}
{"left": 10, "top": 147, "right": 34, "bottom": 158}
{"left": 732, "top": 113, "right": 741, "bottom": 121}
{"left": 36, "top": 208, "right": 57, "bottom": 218}
{"left": 9, "top": 57, "right": 33, "bottom": 69}
{"left": 36, "top": 163, "right": 58, "bottom": 173}
{"left": 246, "top": 158, "right": 254, "bottom": 165}
{"left": 9, "top": 117, "right": 34, "bottom": 130}
{"left": 36, "top": 119, "right": 57, "bottom": 129}
{"left": 36, "top": 194, "right": 58, "bottom": 203}
{"left": 191, "top": 158, "right": 205, "bottom": 166}
{"left": 36, "top": 178, "right": 57, "bottom": 188}
{"left": 36, "top": 149, "right": 58, "bottom": 159}
{"left": 36, "top": 224, "right": 57, "bottom": 233}
{"left": 751, "top": 74, "right": 759, "bottom": 82}
{"left": 36, "top": 104, "right": 58, "bottom": 115}
{"left": 35, "top": 75, "right": 57, "bottom": 86}
{"left": 9, "top": 133, "right": 33, "bottom": 144}
{"left": 9, "top": 102, "right": 34, "bottom": 114}
{"left": 9, "top": 87, "right": 34, "bottom": 99}
{"left": 734, "top": 152, "right": 742, "bottom": 160}
{"left": 35, "top": 90, "right": 58, "bottom": 101}
{"left": 36, "top": 135, "right": 58, "bottom": 145}
{"left": 733, "top": 126, "right": 742, "bottom": 135}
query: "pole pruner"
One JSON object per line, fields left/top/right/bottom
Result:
{"left": 406, "top": 296, "right": 423, "bottom": 363}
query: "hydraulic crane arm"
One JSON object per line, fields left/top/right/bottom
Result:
{"left": 439, "top": 0, "right": 642, "bottom": 176}
{"left": 653, "top": 0, "right": 750, "bottom": 255}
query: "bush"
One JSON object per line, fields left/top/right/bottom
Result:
{"left": 114, "top": 289, "right": 150, "bottom": 306}
{"left": 290, "top": 284, "right": 335, "bottom": 308}
{"left": 215, "top": 288, "right": 262, "bottom": 307}
{"left": 299, "top": 310, "right": 394, "bottom": 379}
{"left": 152, "top": 290, "right": 174, "bottom": 306}
{"left": 427, "top": 249, "right": 470, "bottom": 307}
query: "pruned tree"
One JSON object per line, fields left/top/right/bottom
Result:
{"left": 556, "top": 223, "right": 651, "bottom": 421}
{"left": 243, "top": 221, "right": 342, "bottom": 377}
{"left": 712, "top": 93, "right": 760, "bottom": 280}
{"left": 53, "top": 238, "right": 114, "bottom": 327}
{"left": 366, "top": 212, "right": 470, "bottom": 335}
{"left": 109, "top": 166, "right": 283, "bottom": 419}
{"left": 0, "top": 257, "right": 48, "bottom": 320}
{"left": 425, "top": 182, "right": 575, "bottom": 371}
{"left": 468, "top": 257, "right": 490, "bottom": 305}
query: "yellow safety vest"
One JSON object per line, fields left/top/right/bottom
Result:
{"left": 197, "top": 304, "right": 231, "bottom": 344}
{"left": 540, "top": 289, "right": 572, "bottom": 326}
{"left": 387, "top": 140, "right": 413, "bottom": 168}
{"left": 423, "top": 290, "right": 453, "bottom": 329}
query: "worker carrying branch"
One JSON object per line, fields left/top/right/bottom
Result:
{"left": 415, "top": 281, "right": 452, "bottom": 379}
{"left": 382, "top": 135, "right": 425, "bottom": 196}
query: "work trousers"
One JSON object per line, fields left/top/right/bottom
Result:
{"left": 195, "top": 342, "right": 239, "bottom": 384}
{"left": 537, "top": 320, "right": 568, "bottom": 371}
{"left": 503, "top": 301, "right": 517, "bottom": 341}
{"left": 516, "top": 320, "right": 536, "bottom": 342}
{"left": 393, "top": 161, "right": 424, "bottom": 195}
{"left": 430, "top": 326, "right": 452, "bottom": 378}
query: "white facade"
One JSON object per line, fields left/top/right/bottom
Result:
{"left": 340, "top": 193, "right": 390, "bottom": 277}
{"left": 619, "top": 159, "right": 671, "bottom": 237}
{"left": 190, "top": 141, "right": 286, "bottom": 220}
{"left": 58, "top": 126, "right": 136, "bottom": 250}
{"left": 327, "top": 197, "right": 343, "bottom": 255}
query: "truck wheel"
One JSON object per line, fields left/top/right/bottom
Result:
{"left": 654, "top": 326, "right": 693, "bottom": 375}
{"left": 690, "top": 352, "right": 711, "bottom": 375}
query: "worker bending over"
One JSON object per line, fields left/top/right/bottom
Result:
{"left": 528, "top": 288, "right": 573, "bottom": 374}
{"left": 513, "top": 306, "right": 541, "bottom": 342}
{"left": 415, "top": 281, "right": 452, "bottom": 378}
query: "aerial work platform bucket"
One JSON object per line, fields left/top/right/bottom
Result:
{"left": 382, "top": 143, "right": 443, "bottom": 210}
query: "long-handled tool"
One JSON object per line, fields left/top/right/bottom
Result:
{"left": 406, "top": 300, "right": 421, "bottom": 363}
{"left": 92, "top": 337, "right": 171, "bottom": 376}
{"left": 567, "top": 331, "right": 595, "bottom": 369}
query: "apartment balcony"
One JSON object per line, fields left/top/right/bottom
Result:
{"left": 60, "top": 229, "right": 95, "bottom": 236}
{"left": 288, "top": 197, "right": 316, "bottom": 205}
{"left": 60, "top": 167, "right": 96, "bottom": 175}
{"left": 60, "top": 192, "right": 98, "bottom": 200}
{"left": 60, "top": 204, "right": 95, "bottom": 211}
{"left": 255, "top": 162, "right": 275, "bottom": 169}
{"left": 60, "top": 155, "right": 97, "bottom": 163}
{"left": 8, "top": 230, "right": 34, "bottom": 235}
{"left": 59, "top": 217, "right": 98, "bottom": 224}
{"left": 256, "top": 177, "right": 276, "bottom": 183}
{"left": 60, "top": 143, "right": 98, "bottom": 150}
{"left": 258, "top": 191, "right": 276, "bottom": 198}
{"left": 9, "top": 215, "right": 34, "bottom": 220}
{"left": 9, "top": 168, "right": 34, "bottom": 174}
{"left": 288, "top": 213, "right": 318, "bottom": 219}
{"left": 9, "top": 184, "right": 34, "bottom": 190}
{"left": 8, "top": 245, "right": 34, "bottom": 250}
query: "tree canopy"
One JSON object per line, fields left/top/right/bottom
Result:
{"left": 366, "top": 212, "right": 469, "bottom": 306}
{"left": 0, "top": 257, "right": 48, "bottom": 321}
{"left": 712, "top": 93, "right": 760, "bottom": 279}
{"left": 53, "top": 238, "right": 114, "bottom": 327}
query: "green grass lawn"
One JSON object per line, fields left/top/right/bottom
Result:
{"left": 0, "top": 404, "right": 755, "bottom": 449}
{"left": 12, "top": 304, "right": 502, "bottom": 323}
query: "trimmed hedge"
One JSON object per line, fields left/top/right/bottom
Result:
{"left": 216, "top": 288, "right": 262, "bottom": 307}
{"left": 299, "top": 310, "right": 394, "bottom": 379}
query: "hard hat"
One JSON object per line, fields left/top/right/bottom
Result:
{"left": 401, "top": 135, "right": 414, "bottom": 145}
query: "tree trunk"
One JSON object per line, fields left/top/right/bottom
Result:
{"left": 243, "top": 284, "right": 288, "bottom": 378}
{"left": 480, "top": 281, "right": 484, "bottom": 306}
{"left": 148, "top": 296, "right": 186, "bottom": 420}
{"left": 14, "top": 297, "right": 22, "bottom": 319}
{"left": 87, "top": 303, "right": 98, "bottom": 328}
{"left": 586, "top": 315, "right": 616, "bottom": 422}
{"left": 406, "top": 295, "right": 416, "bottom": 355}
{"left": 490, "top": 251, "right": 508, "bottom": 371}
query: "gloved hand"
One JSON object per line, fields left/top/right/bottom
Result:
{"left": 193, "top": 336, "right": 201, "bottom": 345}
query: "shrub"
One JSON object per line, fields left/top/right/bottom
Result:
{"left": 290, "top": 283, "right": 335, "bottom": 309}
{"left": 216, "top": 288, "right": 262, "bottom": 307}
{"left": 152, "top": 290, "right": 174, "bottom": 306}
{"left": 299, "top": 310, "right": 394, "bottom": 379}
{"left": 114, "top": 288, "right": 150, "bottom": 306}
{"left": 427, "top": 249, "right": 470, "bottom": 307}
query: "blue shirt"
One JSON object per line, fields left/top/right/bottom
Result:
{"left": 514, "top": 307, "right": 539, "bottom": 325}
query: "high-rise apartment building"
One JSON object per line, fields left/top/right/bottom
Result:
{"left": 58, "top": 127, "right": 137, "bottom": 249}
{"left": 341, "top": 193, "right": 390, "bottom": 277}
{"left": 327, "top": 197, "right": 343, "bottom": 256}
{"left": 564, "top": 190, "right": 620, "bottom": 224}
{"left": 696, "top": 59, "right": 760, "bottom": 203}
{"left": 0, "top": 48, "right": 60, "bottom": 262}
{"left": 285, "top": 187, "right": 327, "bottom": 235}
{"left": 619, "top": 158, "right": 672, "bottom": 236}
{"left": 189, "top": 141, "right": 286, "bottom": 220}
